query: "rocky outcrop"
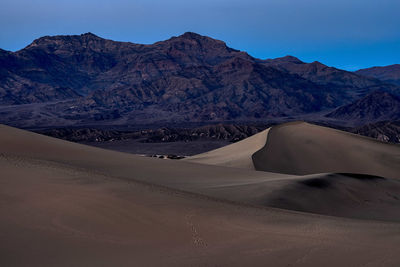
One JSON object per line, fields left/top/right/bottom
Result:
{"left": 350, "top": 121, "right": 400, "bottom": 143}
{"left": 36, "top": 124, "right": 268, "bottom": 143}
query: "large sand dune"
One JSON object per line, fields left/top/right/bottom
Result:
{"left": 253, "top": 122, "right": 400, "bottom": 178}
{"left": 186, "top": 121, "right": 400, "bottom": 178}
{"left": 1, "top": 124, "right": 400, "bottom": 266}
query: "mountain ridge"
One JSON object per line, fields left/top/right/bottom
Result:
{"left": 356, "top": 64, "right": 400, "bottom": 86}
{"left": 326, "top": 90, "right": 400, "bottom": 123}
{"left": 0, "top": 32, "right": 399, "bottom": 128}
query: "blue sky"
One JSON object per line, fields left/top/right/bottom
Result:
{"left": 1, "top": 0, "right": 399, "bottom": 70}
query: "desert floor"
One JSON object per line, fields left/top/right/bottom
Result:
{"left": 1, "top": 122, "right": 400, "bottom": 266}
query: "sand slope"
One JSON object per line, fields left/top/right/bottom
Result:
{"left": 1, "top": 124, "right": 400, "bottom": 266}
{"left": 184, "top": 128, "right": 270, "bottom": 169}
{"left": 253, "top": 122, "right": 400, "bottom": 179}
{"left": 204, "top": 172, "right": 400, "bottom": 222}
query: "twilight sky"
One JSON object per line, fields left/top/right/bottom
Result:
{"left": 1, "top": 0, "right": 399, "bottom": 70}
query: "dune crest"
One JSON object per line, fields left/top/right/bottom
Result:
{"left": 186, "top": 121, "right": 400, "bottom": 180}
{"left": 252, "top": 122, "right": 400, "bottom": 179}
{"left": 184, "top": 128, "right": 270, "bottom": 169}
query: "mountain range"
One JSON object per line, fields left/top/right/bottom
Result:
{"left": 0, "top": 32, "right": 399, "bottom": 128}
{"left": 326, "top": 90, "right": 400, "bottom": 123}
{"left": 356, "top": 64, "right": 400, "bottom": 86}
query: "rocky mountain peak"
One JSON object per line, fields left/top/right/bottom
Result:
{"left": 23, "top": 32, "right": 107, "bottom": 52}
{"left": 80, "top": 32, "right": 100, "bottom": 38}
{"left": 266, "top": 55, "right": 303, "bottom": 64}
{"left": 160, "top": 32, "right": 232, "bottom": 52}
{"left": 179, "top": 31, "right": 205, "bottom": 40}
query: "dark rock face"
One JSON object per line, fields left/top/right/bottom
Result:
{"left": 0, "top": 33, "right": 140, "bottom": 104}
{"left": 36, "top": 121, "right": 400, "bottom": 146}
{"left": 36, "top": 123, "right": 268, "bottom": 143}
{"left": 1, "top": 32, "right": 399, "bottom": 127}
{"left": 326, "top": 91, "right": 400, "bottom": 123}
{"left": 36, "top": 128, "right": 124, "bottom": 142}
{"left": 350, "top": 121, "right": 400, "bottom": 143}
{"left": 356, "top": 64, "right": 400, "bottom": 86}
{"left": 140, "top": 124, "right": 267, "bottom": 143}
{"left": 263, "top": 56, "right": 399, "bottom": 102}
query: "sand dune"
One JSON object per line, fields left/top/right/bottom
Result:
{"left": 184, "top": 128, "right": 270, "bottom": 169}
{"left": 267, "top": 173, "right": 400, "bottom": 221}
{"left": 1, "top": 124, "right": 400, "bottom": 266}
{"left": 204, "top": 172, "right": 400, "bottom": 222}
{"left": 253, "top": 122, "right": 400, "bottom": 179}
{"left": 185, "top": 121, "right": 400, "bottom": 180}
